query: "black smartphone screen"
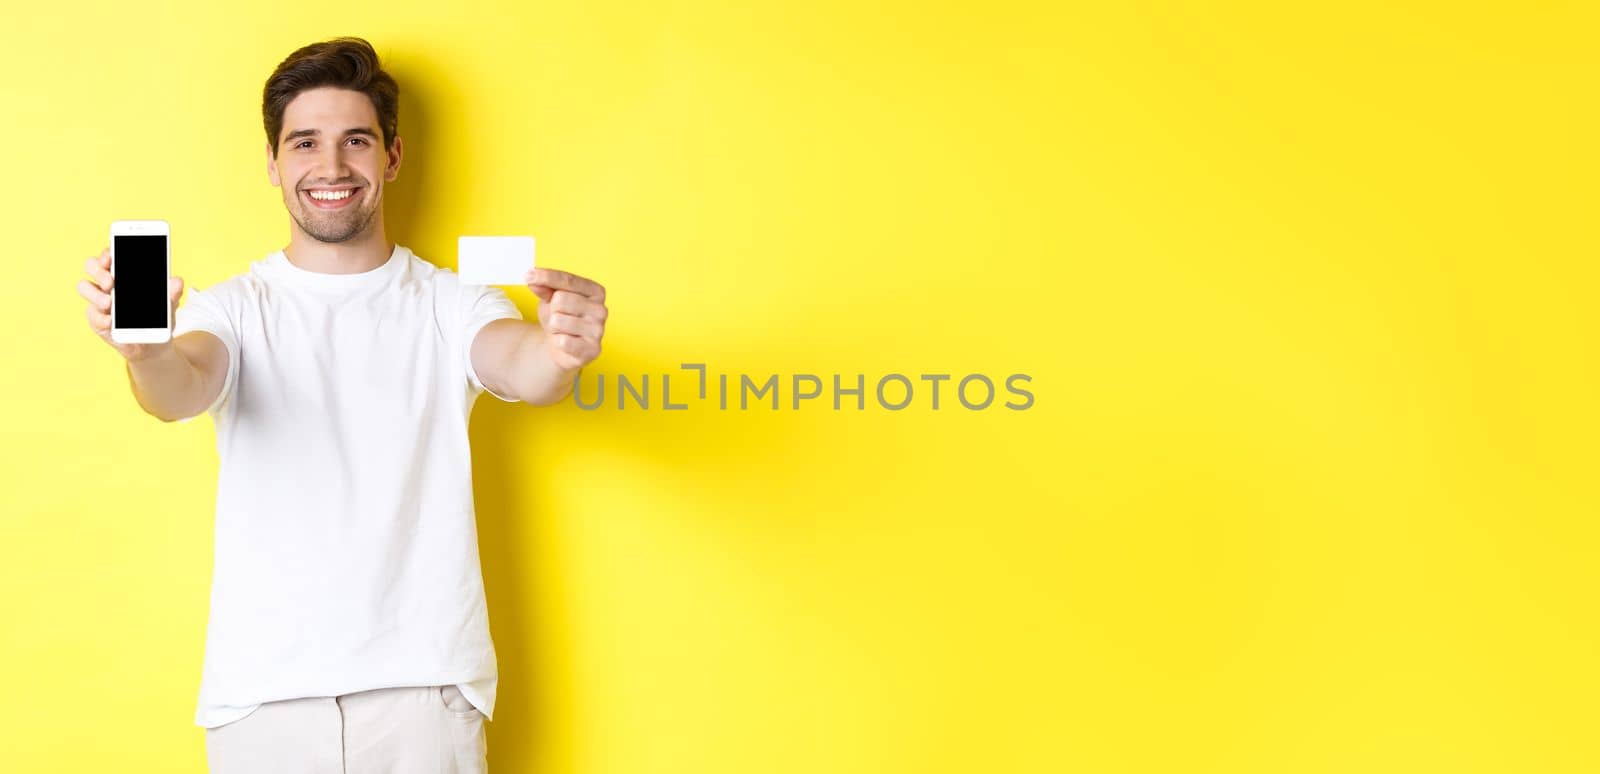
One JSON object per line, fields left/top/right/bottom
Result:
{"left": 113, "top": 234, "right": 167, "bottom": 329}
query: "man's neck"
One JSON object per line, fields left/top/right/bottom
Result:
{"left": 283, "top": 220, "right": 395, "bottom": 275}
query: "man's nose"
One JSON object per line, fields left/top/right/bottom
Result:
{"left": 315, "top": 144, "right": 350, "bottom": 179}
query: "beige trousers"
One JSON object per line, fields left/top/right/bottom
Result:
{"left": 204, "top": 684, "right": 488, "bottom": 774}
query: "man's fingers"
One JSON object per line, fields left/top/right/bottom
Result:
{"left": 549, "top": 332, "right": 601, "bottom": 365}
{"left": 86, "top": 305, "right": 110, "bottom": 332}
{"left": 528, "top": 268, "right": 605, "bottom": 302}
{"left": 78, "top": 279, "right": 110, "bottom": 312}
{"left": 548, "top": 290, "right": 608, "bottom": 321}
{"left": 85, "top": 257, "right": 113, "bottom": 292}
{"left": 169, "top": 276, "right": 185, "bottom": 302}
{"left": 546, "top": 311, "right": 603, "bottom": 340}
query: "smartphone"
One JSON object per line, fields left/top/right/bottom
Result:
{"left": 110, "top": 220, "right": 171, "bottom": 344}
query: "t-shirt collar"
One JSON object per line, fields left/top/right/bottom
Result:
{"left": 266, "top": 243, "right": 409, "bottom": 291}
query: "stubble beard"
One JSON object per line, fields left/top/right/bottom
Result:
{"left": 291, "top": 187, "right": 379, "bottom": 243}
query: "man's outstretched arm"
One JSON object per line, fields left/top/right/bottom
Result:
{"left": 470, "top": 268, "right": 607, "bottom": 407}
{"left": 79, "top": 247, "right": 229, "bottom": 422}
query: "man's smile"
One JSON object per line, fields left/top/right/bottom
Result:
{"left": 302, "top": 185, "right": 362, "bottom": 209}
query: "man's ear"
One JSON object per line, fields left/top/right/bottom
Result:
{"left": 384, "top": 135, "right": 403, "bottom": 182}
{"left": 266, "top": 142, "right": 281, "bottom": 187}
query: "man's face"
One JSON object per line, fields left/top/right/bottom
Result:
{"left": 267, "top": 87, "right": 401, "bottom": 243}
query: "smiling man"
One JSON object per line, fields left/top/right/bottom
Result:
{"left": 74, "top": 37, "right": 606, "bottom": 773}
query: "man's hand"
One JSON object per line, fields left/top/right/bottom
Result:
{"left": 79, "top": 245, "right": 185, "bottom": 362}
{"left": 525, "top": 268, "right": 607, "bottom": 371}
{"left": 78, "top": 243, "right": 227, "bottom": 421}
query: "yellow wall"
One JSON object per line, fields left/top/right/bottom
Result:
{"left": 2, "top": 2, "right": 1596, "bottom": 772}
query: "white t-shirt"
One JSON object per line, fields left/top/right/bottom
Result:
{"left": 173, "top": 244, "right": 522, "bottom": 728}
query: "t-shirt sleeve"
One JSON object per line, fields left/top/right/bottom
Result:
{"left": 460, "top": 283, "right": 525, "bottom": 403}
{"left": 172, "top": 284, "right": 240, "bottom": 424}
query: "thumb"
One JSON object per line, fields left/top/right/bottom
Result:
{"left": 169, "top": 276, "right": 185, "bottom": 305}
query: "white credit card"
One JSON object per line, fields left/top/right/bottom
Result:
{"left": 458, "top": 236, "right": 535, "bottom": 285}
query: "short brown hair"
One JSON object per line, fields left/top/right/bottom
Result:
{"left": 262, "top": 37, "right": 399, "bottom": 157}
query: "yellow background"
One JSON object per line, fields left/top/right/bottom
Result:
{"left": 2, "top": 1, "right": 1596, "bottom": 771}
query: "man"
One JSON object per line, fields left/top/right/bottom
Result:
{"left": 74, "top": 37, "right": 607, "bottom": 773}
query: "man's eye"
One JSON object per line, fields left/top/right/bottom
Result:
{"left": 296, "top": 141, "right": 313, "bottom": 149}
{"left": 348, "top": 138, "right": 367, "bottom": 146}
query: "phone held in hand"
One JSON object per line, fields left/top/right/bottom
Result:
{"left": 110, "top": 219, "right": 171, "bottom": 344}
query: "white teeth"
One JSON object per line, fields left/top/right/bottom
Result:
{"left": 308, "top": 189, "right": 354, "bottom": 201}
